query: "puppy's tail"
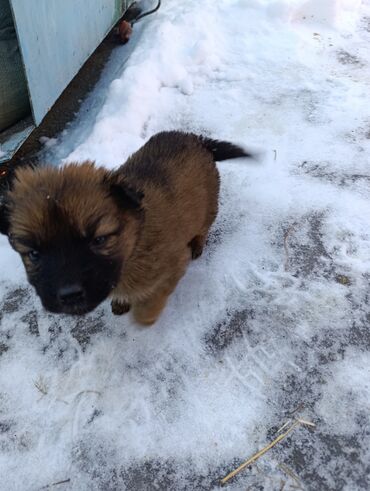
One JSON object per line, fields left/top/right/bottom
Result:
{"left": 198, "top": 135, "right": 255, "bottom": 162}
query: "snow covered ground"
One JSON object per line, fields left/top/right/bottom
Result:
{"left": 1, "top": 0, "right": 370, "bottom": 489}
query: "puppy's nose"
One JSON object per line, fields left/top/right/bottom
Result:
{"left": 58, "top": 284, "right": 85, "bottom": 305}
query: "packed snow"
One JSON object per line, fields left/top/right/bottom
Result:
{"left": 1, "top": 0, "right": 370, "bottom": 489}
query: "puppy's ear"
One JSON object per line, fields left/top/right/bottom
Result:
{"left": 0, "top": 198, "right": 10, "bottom": 235}
{"left": 0, "top": 167, "right": 15, "bottom": 235}
{"left": 105, "top": 173, "right": 144, "bottom": 210}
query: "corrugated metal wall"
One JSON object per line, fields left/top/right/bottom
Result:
{"left": 10, "top": 0, "right": 127, "bottom": 125}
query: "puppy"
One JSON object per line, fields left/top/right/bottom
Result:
{"left": 0, "top": 131, "right": 252, "bottom": 325}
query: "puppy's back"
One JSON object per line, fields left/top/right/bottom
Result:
{"left": 120, "top": 131, "right": 216, "bottom": 194}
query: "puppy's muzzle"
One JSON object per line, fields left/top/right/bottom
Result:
{"left": 58, "top": 284, "right": 85, "bottom": 307}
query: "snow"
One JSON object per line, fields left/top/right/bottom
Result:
{"left": 39, "top": 136, "right": 58, "bottom": 148}
{"left": 1, "top": 0, "right": 370, "bottom": 489}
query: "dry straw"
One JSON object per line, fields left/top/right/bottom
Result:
{"left": 220, "top": 418, "right": 315, "bottom": 485}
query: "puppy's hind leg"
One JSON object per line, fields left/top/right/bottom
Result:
{"left": 111, "top": 299, "right": 131, "bottom": 316}
{"left": 190, "top": 173, "right": 220, "bottom": 260}
{"left": 189, "top": 235, "right": 206, "bottom": 260}
{"left": 188, "top": 212, "right": 217, "bottom": 260}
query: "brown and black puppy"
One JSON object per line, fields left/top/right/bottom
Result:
{"left": 0, "top": 131, "right": 252, "bottom": 325}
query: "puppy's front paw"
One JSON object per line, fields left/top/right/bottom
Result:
{"left": 111, "top": 299, "right": 131, "bottom": 316}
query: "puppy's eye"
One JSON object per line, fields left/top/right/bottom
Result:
{"left": 92, "top": 236, "right": 108, "bottom": 247}
{"left": 28, "top": 250, "right": 40, "bottom": 263}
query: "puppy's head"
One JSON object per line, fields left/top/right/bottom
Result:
{"left": 0, "top": 162, "right": 143, "bottom": 315}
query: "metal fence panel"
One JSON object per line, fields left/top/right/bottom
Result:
{"left": 9, "top": 0, "right": 125, "bottom": 125}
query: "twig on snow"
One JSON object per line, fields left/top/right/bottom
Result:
{"left": 39, "top": 478, "right": 70, "bottom": 489}
{"left": 34, "top": 377, "right": 48, "bottom": 396}
{"left": 220, "top": 421, "right": 300, "bottom": 485}
{"left": 278, "top": 463, "right": 302, "bottom": 487}
{"left": 296, "top": 418, "right": 316, "bottom": 428}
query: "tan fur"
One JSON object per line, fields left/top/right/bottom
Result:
{"left": 112, "top": 135, "right": 219, "bottom": 324}
{"left": 6, "top": 133, "right": 221, "bottom": 325}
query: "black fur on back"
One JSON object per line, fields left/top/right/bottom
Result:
{"left": 198, "top": 135, "right": 253, "bottom": 161}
